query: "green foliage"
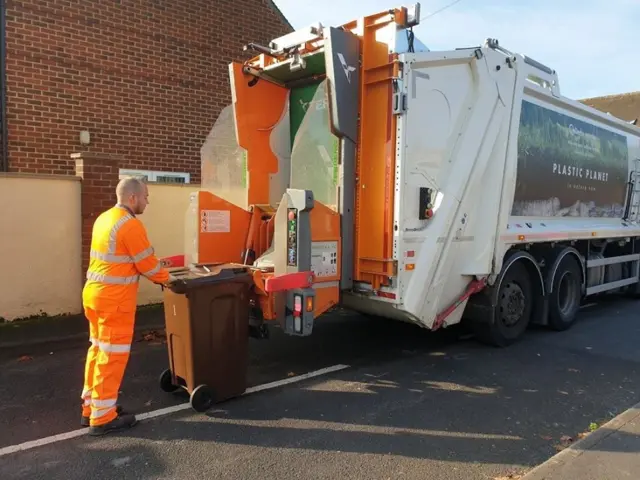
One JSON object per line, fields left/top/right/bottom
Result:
{"left": 517, "top": 100, "right": 628, "bottom": 173}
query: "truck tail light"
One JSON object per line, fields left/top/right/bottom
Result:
{"left": 293, "top": 295, "right": 302, "bottom": 316}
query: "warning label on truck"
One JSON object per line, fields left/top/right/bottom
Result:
{"left": 200, "top": 210, "right": 230, "bottom": 233}
{"left": 511, "top": 100, "right": 630, "bottom": 218}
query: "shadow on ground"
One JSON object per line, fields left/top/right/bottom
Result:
{"left": 115, "top": 303, "right": 640, "bottom": 472}
{"left": 1, "top": 297, "right": 639, "bottom": 480}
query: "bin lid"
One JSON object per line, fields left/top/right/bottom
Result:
{"left": 167, "top": 264, "right": 251, "bottom": 293}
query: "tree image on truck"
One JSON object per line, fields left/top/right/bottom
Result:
{"left": 513, "top": 100, "right": 630, "bottom": 218}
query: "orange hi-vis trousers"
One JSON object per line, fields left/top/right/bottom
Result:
{"left": 81, "top": 307, "right": 135, "bottom": 426}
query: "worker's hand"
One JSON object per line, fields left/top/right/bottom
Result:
{"left": 159, "top": 274, "right": 177, "bottom": 288}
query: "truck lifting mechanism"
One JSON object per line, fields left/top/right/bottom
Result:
{"left": 164, "top": 2, "right": 640, "bottom": 349}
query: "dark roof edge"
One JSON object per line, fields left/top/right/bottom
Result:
{"left": 580, "top": 91, "right": 640, "bottom": 102}
{"left": 266, "top": 0, "right": 295, "bottom": 30}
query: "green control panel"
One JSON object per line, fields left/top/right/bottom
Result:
{"left": 287, "top": 208, "right": 298, "bottom": 267}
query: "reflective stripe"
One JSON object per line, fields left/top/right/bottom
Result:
{"left": 98, "top": 341, "right": 131, "bottom": 354}
{"left": 142, "top": 262, "right": 161, "bottom": 278}
{"left": 86, "top": 271, "right": 140, "bottom": 285}
{"left": 90, "top": 249, "right": 134, "bottom": 264}
{"left": 90, "top": 246, "right": 155, "bottom": 264}
{"left": 108, "top": 214, "right": 134, "bottom": 254}
{"left": 91, "top": 405, "right": 117, "bottom": 419}
{"left": 92, "top": 398, "right": 118, "bottom": 408}
{"left": 89, "top": 336, "right": 132, "bottom": 354}
{"left": 133, "top": 246, "right": 154, "bottom": 263}
{"left": 95, "top": 340, "right": 130, "bottom": 353}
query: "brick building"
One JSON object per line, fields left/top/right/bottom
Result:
{"left": 581, "top": 91, "right": 640, "bottom": 125}
{"left": 0, "top": 0, "right": 292, "bottom": 183}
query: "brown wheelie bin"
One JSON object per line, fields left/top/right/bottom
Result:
{"left": 158, "top": 264, "right": 252, "bottom": 412}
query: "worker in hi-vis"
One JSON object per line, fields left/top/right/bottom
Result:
{"left": 80, "top": 176, "right": 174, "bottom": 436}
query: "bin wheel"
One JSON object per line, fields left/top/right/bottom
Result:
{"left": 159, "top": 369, "right": 179, "bottom": 393}
{"left": 190, "top": 384, "right": 214, "bottom": 412}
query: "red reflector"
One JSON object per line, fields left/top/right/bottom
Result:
{"left": 406, "top": 250, "right": 415, "bottom": 258}
{"left": 159, "top": 255, "right": 185, "bottom": 268}
{"left": 294, "top": 295, "right": 302, "bottom": 314}
{"left": 376, "top": 291, "right": 396, "bottom": 299}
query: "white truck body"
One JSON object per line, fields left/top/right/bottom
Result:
{"left": 343, "top": 40, "right": 640, "bottom": 330}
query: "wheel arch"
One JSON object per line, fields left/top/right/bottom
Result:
{"left": 493, "top": 249, "right": 545, "bottom": 301}
{"left": 463, "top": 248, "right": 545, "bottom": 328}
{"left": 491, "top": 249, "right": 546, "bottom": 326}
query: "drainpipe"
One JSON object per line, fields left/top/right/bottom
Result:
{"left": 0, "top": 0, "right": 7, "bottom": 172}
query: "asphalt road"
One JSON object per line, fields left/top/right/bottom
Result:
{"left": 1, "top": 297, "right": 639, "bottom": 480}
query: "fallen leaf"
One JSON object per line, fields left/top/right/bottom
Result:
{"left": 18, "top": 355, "right": 33, "bottom": 362}
{"left": 287, "top": 372, "right": 296, "bottom": 377}
{"left": 540, "top": 435, "right": 553, "bottom": 441}
{"left": 494, "top": 473, "right": 523, "bottom": 480}
{"left": 559, "top": 435, "right": 574, "bottom": 447}
{"left": 140, "top": 330, "right": 167, "bottom": 343}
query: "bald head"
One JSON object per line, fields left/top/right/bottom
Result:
{"left": 116, "top": 176, "right": 150, "bottom": 215}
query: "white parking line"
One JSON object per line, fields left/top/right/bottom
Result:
{"left": 0, "top": 364, "right": 350, "bottom": 458}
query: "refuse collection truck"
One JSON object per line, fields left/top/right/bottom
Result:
{"left": 173, "top": 2, "right": 640, "bottom": 348}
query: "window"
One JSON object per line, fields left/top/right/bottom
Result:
{"left": 119, "top": 169, "right": 190, "bottom": 184}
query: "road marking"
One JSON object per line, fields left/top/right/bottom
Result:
{"left": 245, "top": 364, "right": 350, "bottom": 395}
{"left": 0, "top": 364, "right": 350, "bottom": 458}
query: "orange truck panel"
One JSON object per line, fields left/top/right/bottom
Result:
{"left": 352, "top": 17, "right": 399, "bottom": 289}
{"left": 196, "top": 191, "right": 251, "bottom": 265}
{"left": 230, "top": 62, "right": 289, "bottom": 206}
{"left": 309, "top": 201, "right": 341, "bottom": 315}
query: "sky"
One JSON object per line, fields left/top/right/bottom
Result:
{"left": 271, "top": 0, "right": 639, "bottom": 100}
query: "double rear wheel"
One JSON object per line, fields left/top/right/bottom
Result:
{"left": 547, "top": 255, "right": 582, "bottom": 331}
{"left": 473, "top": 252, "right": 583, "bottom": 347}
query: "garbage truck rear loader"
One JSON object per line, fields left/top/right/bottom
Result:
{"left": 180, "top": 3, "right": 640, "bottom": 348}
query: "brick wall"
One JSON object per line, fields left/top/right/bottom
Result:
{"left": 73, "top": 152, "right": 121, "bottom": 276}
{"left": 581, "top": 91, "right": 640, "bottom": 124}
{"left": 4, "top": 0, "right": 292, "bottom": 182}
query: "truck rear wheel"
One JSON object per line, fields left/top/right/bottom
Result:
{"left": 547, "top": 255, "right": 582, "bottom": 331}
{"left": 474, "top": 261, "right": 534, "bottom": 347}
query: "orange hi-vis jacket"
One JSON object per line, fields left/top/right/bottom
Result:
{"left": 82, "top": 204, "right": 169, "bottom": 311}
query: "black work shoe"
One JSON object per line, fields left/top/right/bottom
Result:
{"left": 87, "top": 414, "right": 138, "bottom": 436}
{"left": 81, "top": 405, "right": 125, "bottom": 427}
